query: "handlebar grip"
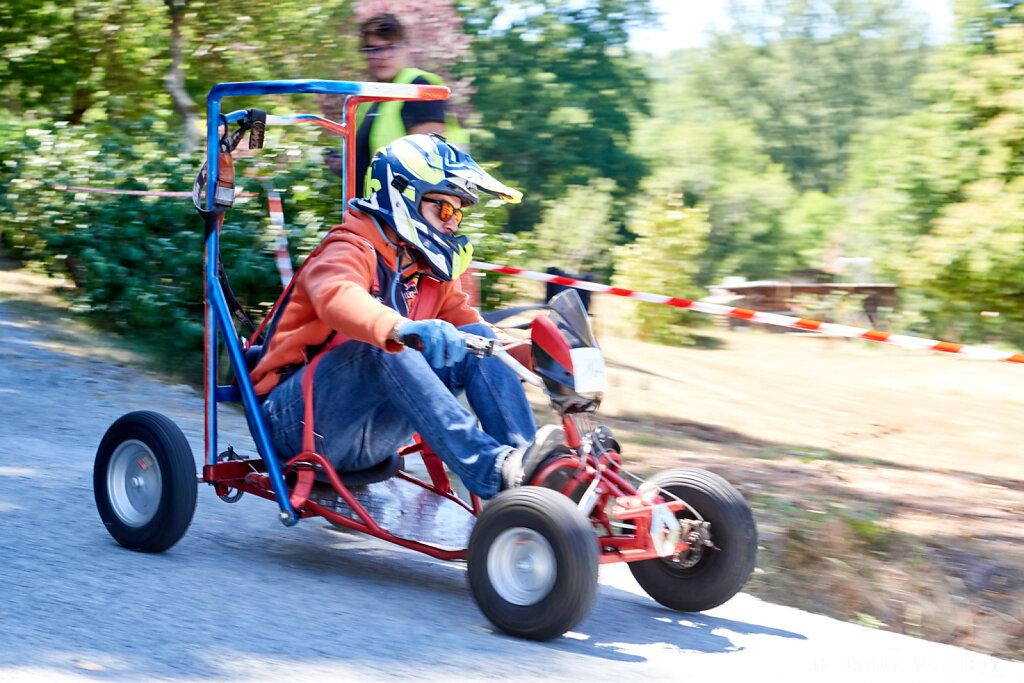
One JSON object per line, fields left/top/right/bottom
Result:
{"left": 400, "top": 332, "right": 424, "bottom": 351}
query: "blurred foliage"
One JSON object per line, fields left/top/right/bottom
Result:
{"left": 457, "top": 0, "right": 654, "bottom": 233}
{"left": 0, "top": 119, "right": 335, "bottom": 364}
{"left": 836, "top": 1, "right": 1024, "bottom": 345}
{"left": 612, "top": 177, "right": 712, "bottom": 344}
{"left": 457, "top": 197, "right": 532, "bottom": 311}
{"left": 0, "top": 0, "right": 167, "bottom": 124}
{"left": 632, "top": 66, "right": 800, "bottom": 287}
{"left": 529, "top": 178, "right": 618, "bottom": 278}
{"left": 691, "top": 0, "right": 931, "bottom": 194}
{"left": 1, "top": 0, "right": 1024, "bottom": 352}
{"left": 0, "top": 1, "right": 361, "bottom": 141}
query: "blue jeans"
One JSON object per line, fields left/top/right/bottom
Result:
{"left": 260, "top": 323, "right": 536, "bottom": 498}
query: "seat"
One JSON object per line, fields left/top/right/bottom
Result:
{"left": 333, "top": 451, "right": 402, "bottom": 487}
{"left": 250, "top": 340, "right": 402, "bottom": 487}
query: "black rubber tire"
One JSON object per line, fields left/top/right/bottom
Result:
{"left": 467, "top": 487, "right": 598, "bottom": 641}
{"left": 535, "top": 462, "right": 588, "bottom": 503}
{"left": 628, "top": 467, "right": 757, "bottom": 612}
{"left": 93, "top": 411, "right": 197, "bottom": 553}
{"left": 532, "top": 448, "right": 587, "bottom": 502}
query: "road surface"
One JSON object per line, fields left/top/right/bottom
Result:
{"left": 1, "top": 300, "right": 1020, "bottom": 682}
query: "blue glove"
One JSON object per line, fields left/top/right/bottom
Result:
{"left": 400, "top": 319, "right": 467, "bottom": 369}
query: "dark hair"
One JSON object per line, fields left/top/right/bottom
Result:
{"left": 360, "top": 13, "right": 404, "bottom": 46}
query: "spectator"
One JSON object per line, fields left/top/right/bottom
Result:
{"left": 326, "top": 13, "right": 467, "bottom": 195}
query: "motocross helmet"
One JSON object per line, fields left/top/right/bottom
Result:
{"left": 350, "top": 134, "right": 522, "bottom": 281}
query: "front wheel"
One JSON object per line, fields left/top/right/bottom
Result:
{"left": 467, "top": 487, "right": 598, "bottom": 641}
{"left": 93, "top": 411, "right": 197, "bottom": 553}
{"left": 628, "top": 467, "right": 757, "bottom": 612}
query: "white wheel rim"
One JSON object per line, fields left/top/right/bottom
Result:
{"left": 487, "top": 527, "right": 557, "bottom": 606}
{"left": 107, "top": 439, "right": 162, "bottom": 527}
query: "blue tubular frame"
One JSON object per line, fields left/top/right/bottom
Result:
{"left": 202, "top": 80, "right": 449, "bottom": 525}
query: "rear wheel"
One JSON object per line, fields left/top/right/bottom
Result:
{"left": 94, "top": 411, "right": 197, "bottom": 553}
{"left": 467, "top": 487, "right": 598, "bottom": 641}
{"left": 628, "top": 468, "right": 757, "bottom": 612}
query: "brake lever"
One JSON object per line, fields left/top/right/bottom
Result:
{"left": 462, "top": 333, "right": 544, "bottom": 387}
{"left": 463, "top": 333, "right": 503, "bottom": 357}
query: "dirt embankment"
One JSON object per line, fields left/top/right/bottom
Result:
{"left": 575, "top": 297, "right": 1024, "bottom": 660}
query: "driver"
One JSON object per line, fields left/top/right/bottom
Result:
{"left": 250, "top": 134, "right": 563, "bottom": 498}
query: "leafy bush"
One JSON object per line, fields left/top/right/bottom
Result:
{"left": 613, "top": 183, "right": 711, "bottom": 344}
{"left": 0, "top": 120, "right": 337, "bottom": 365}
{"left": 0, "top": 118, "right": 523, "bottom": 372}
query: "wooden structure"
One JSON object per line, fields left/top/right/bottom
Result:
{"left": 705, "top": 280, "right": 899, "bottom": 328}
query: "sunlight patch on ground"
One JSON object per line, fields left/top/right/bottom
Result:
{"left": 0, "top": 467, "right": 41, "bottom": 478}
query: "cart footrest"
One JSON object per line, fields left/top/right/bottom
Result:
{"left": 317, "top": 476, "right": 474, "bottom": 549}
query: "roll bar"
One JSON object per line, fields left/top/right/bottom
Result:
{"left": 201, "top": 80, "right": 450, "bottom": 524}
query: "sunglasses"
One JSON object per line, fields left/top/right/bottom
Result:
{"left": 359, "top": 44, "right": 404, "bottom": 57}
{"left": 422, "top": 197, "right": 463, "bottom": 225}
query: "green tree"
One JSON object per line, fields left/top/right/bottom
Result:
{"left": 613, "top": 174, "right": 712, "bottom": 343}
{"left": 839, "top": 110, "right": 978, "bottom": 281}
{"left": 633, "top": 62, "right": 800, "bottom": 286}
{"left": 953, "top": 0, "right": 1024, "bottom": 54}
{"left": 531, "top": 178, "right": 618, "bottom": 276}
{"left": 457, "top": 0, "right": 654, "bottom": 233}
{"left": 0, "top": 0, "right": 169, "bottom": 123}
{"left": 781, "top": 190, "right": 843, "bottom": 271}
{"left": 839, "top": 2, "right": 1024, "bottom": 345}
{"left": 909, "top": 18, "right": 1024, "bottom": 344}
{"left": 0, "top": 1, "right": 363, "bottom": 133}
{"left": 690, "top": 0, "right": 932, "bottom": 193}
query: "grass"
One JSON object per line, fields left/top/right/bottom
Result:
{"left": 723, "top": 483, "right": 1023, "bottom": 660}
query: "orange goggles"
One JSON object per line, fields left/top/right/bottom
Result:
{"left": 422, "top": 197, "right": 463, "bottom": 225}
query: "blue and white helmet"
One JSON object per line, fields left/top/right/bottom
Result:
{"left": 350, "top": 134, "right": 522, "bottom": 281}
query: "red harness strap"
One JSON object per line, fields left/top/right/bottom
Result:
{"left": 245, "top": 231, "right": 355, "bottom": 351}
{"left": 298, "top": 276, "right": 442, "bottom": 457}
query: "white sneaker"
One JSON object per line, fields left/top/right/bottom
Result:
{"left": 500, "top": 424, "right": 566, "bottom": 489}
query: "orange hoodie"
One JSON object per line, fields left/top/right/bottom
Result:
{"left": 250, "top": 208, "right": 482, "bottom": 395}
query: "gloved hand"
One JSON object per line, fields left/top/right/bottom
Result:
{"left": 399, "top": 319, "right": 467, "bottom": 368}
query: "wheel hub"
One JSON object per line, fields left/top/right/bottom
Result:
{"left": 487, "top": 527, "right": 557, "bottom": 606}
{"left": 671, "top": 521, "right": 713, "bottom": 568}
{"left": 107, "top": 439, "right": 162, "bottom": 527}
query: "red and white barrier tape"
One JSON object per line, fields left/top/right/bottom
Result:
{"left": 55, "top": 185, "right": 259, "bottom": 198}
{"left": 59, "top": 185, "right": 1020, "bottom": 364}
{"left": 469, "top": 261, "right": 1024, "bottom": 364}
{"left": 266, "top": 190, "right": 293, "bottom": 287}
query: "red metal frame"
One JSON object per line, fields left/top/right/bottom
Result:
{"left": 205, "top": 436, "right": 689, "bottom": 565}
{"left": 527, "top": 431, "right": 692, "bottom": 564}
{"left": 204, "top": 449, "right": 473, "bottom": 561}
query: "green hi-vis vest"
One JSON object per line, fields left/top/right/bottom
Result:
{"left": 356, "top": 67, "right": 469, "bottom": 164}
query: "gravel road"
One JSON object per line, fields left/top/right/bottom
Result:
{"left": 1, "top": 299, "right": 1021, "bottom": 682}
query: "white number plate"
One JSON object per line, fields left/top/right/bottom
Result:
{"left": 570, "top": 347, "right": 605, "bottom": 393}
